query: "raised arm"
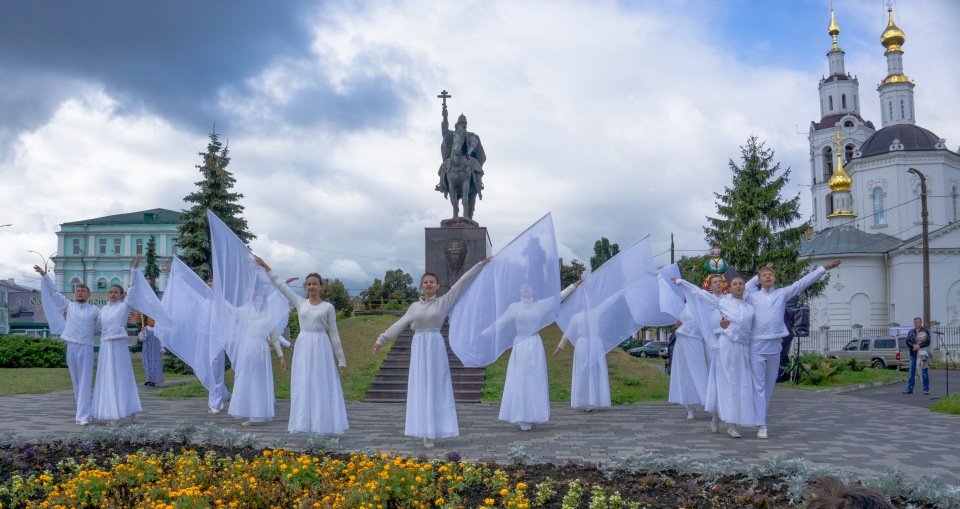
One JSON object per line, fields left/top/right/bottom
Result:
{"left": 437, "top": 257, "right": 491, "bottom": 313}
{"left": 36, "top": 267, "right": 69, "bottom": 310}
{"left": 782, "top": 264, "right": 831, "bottom": 300}
{"left": 675, "top": 278, "right": 719, "bottom": 307}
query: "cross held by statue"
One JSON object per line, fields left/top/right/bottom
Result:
{"left": 437, "top": 90, "right": 451, "bottom": 109}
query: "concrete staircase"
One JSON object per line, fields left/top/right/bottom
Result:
{"left": 364, "top": 322, "right": 485, "bottom": 403}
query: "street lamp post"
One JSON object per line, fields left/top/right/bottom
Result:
{"left": 27, "top": 250, "right": 56, "bottom": 274}
{"left": 907, "top": 168, "right": 930, "bottom": 327}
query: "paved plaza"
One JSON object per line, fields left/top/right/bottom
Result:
{"left": 1, "top": 372, "right": 958, "bottom": 485}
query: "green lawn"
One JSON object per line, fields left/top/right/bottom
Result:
{"left": 0, "top": 352, "right": 183, "bottom": 397}
{"left": 481, "top": 324, "right": 669, "bottom": 404}
{"left": 779, "top": 366, "right": 906, "bottom": 391}
{"left": 152, "top": 314, "right": 396, "bottom": 400}
{"left": 931, "top": 393, "right": 960, "bottom": 415}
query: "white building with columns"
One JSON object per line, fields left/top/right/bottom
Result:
{"left": 800, "top": 8, "right": 960, "bottom": 332}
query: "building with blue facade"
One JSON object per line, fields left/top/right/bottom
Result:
{"left": 50, "top": 208, "right": 183, "bottom": 293}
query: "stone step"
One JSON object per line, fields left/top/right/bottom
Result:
{"left": 365, "top": 322, "right": 484, "bottom": 403}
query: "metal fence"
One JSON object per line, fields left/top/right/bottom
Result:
{"left": 793, "top": 324, "right": 960, "bottom": 353}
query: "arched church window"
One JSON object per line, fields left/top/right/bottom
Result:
{"left": 822, "top": 147, "right": 833, "bottom": 180}
{"left": 96, "top": 278, "right": 108, "bottom": 290}
{"left": 826, "top": 194, "right": 834, "bottom": 216}
{"left": 845, "top": 144, "right": 855, "bottom": 162}
{"left": 843, "top": 120, "right": 854, "bottom": 128}
{"left": 70, "top": 278, "right": 82, "bottom": 291}
{"left": 842, "top": 94, "right": 847, "bottom": 109}
{"left": 900, "top": 100, "right": 905, "bottom": 120}
{"left": 829, "top": 96, "right": 834, "bottom": 111}
{"left": 873, "top": 187, "right": 886, "bottom": 225}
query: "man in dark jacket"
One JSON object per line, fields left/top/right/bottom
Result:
{"left": 903, "top": 317, "right": 931, "bottom": 395}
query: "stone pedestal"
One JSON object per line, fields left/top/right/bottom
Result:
{"left": 425, "top": 225, "right": 490, "bottom": 295}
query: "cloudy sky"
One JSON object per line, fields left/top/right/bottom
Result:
{"left": 1, "top": 0, "right": 958, "bottom": 293}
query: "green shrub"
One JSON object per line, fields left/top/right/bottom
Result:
{"left": 0, "top": 335, "right": 67, "bottom": 368}
{"left": 163, "top": 354, "right": 194, "bottom": 375}
{"left": 791, "top": 353, "right": 861, "bottom": 385}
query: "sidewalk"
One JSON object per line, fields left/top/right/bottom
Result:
{"left": 0, "top": 382, "right": 957, "bottom": 484}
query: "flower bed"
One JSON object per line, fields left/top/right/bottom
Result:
{"left": 0, "top": 439, "right": 953, "bottom": 508}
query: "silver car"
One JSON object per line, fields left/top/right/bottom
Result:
{"left": 829, "top": 336, "right": 909, "bottom": 369}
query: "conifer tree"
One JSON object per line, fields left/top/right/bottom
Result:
{"left": 704, "top": 136, "right": 811, "bottom": 286}
{"left": 144, "top": 235, "right": 160, "bottom": 291}
{"left": 178, "top": 130, "right": 254, "bottom": 279}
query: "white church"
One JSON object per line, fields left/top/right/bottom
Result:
{"left": 800, "top": 7, "right": 960, "bottom": 333}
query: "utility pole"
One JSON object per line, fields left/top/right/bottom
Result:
{"left": 907, "top": 168, "right": 930, "bottom": 326}
{"left": 670, "top": 233, "right": 675, "bottom": 264}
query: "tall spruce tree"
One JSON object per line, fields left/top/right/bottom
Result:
{"left": 704, "top": 136, "right": 810, "bottom": 286}
{"left": 178, "top": 130, "right": 254, "bottom": 279}
{"left": 144, "top": 235, "right": 160, "bottom": 291}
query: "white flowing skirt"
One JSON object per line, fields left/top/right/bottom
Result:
{"left": 703, "top": 345, "right": 720, "bottom": 413}
{"left": 570, "top": 341, "right": 611, "bottom": 409}
{"left": 288, "top": 330, "right": 348, "bottom": 435}
{"left": 92, "top": 336, "right": 142, "bottom": 421}
{"left": 668, "top": 334, "right": 708, "bottom": 407}
{"left": 405, "top": 330, "right": 458, "bottom": 439}
{"left": 714, "top": 335, "right": 757, "bottom": 426}
{"left": 228, "top": 340, "right": 274, "bottom": 422}
{"left": 499, "top": 334, "right": 550, "bottom": 424}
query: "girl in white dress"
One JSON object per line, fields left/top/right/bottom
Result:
{"left": 226, "top": 299, "right": 285, "bottom": 425}
{"left": 493, "top": 281, "right": 578, "bottom": 430}
{"left": 373, "top": 258, "right": 489, "bottom": 447}
{"left": 675, "top": 274, "right": 725, "bottom": 431}
{"left": 255, "top": 256, "right": 348, "bottom": 435}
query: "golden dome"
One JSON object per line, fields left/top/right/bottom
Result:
{"left": 880, "top": 7, "right": 905, "bottom": 52}
{"left": 828, "top": 161, "right": 852, "bottom": 192}
{"left": 828, "top": 10, "right": 841, "bottom": 51}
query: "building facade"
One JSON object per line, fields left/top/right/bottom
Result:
{"left": 801, "top": 8, "right": 960, "bottom": 331}
{"left": 49, "top": 208, "right": 183, "bottom": 293}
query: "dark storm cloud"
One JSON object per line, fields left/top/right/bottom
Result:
{"left": 0, "top": 0, "right": 410, "bottom": 140}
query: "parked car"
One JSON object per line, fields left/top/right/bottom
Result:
{"left": 828, "top": 336, "right": 910, "bottom": 369}
{"left": 628, "top": 341, "right": 670, "bottom": 358}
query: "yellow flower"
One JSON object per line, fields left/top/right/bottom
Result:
{"left": 500, "top": 488, "right": 509, "bottom": 496}
{"left": 434, "top": 498, "right": 444, "bottom": 506}
{"left": 516, "top": 482, "right": 526, "bottom": 490}
{"left": 485, "top": 499, "right": 495, "bottom": 505}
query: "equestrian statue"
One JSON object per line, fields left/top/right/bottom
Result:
{"left": 435, "top": 90, "right": 486, "bottom": 223}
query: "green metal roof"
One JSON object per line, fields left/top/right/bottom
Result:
{"left": 62, "top": 208, "right": 183, "bottom": 226}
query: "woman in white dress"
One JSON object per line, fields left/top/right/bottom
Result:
{"left": 552, "top": 310, "right": 611, "bottom": 411}
{"left": 92, "top": 258, "right": 162, "bottom": 422}
{"left": 227, "top": 298, "right": 285, "bottom": 426}
{"left": 675, "top": 274, "right": 725, "bottom": 431}
{"left": 255, "top": 256, "right": 348, "bottom": 435}
{"left": 373, "top": 258, "right": 490, "bottom": 447}
{"left": 490, "top": 281, "right": 578, "bottom": 431}
{"left": 679, "top": 275, "right": 757, "bottom": 437}
{"left": 667, "top": 302, "right": 709, "bottom": 419}
{"left": 92, "top": 283, "right": 142, "bottom": 422}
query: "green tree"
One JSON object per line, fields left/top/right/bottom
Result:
{"left": 589, "top": 237, "right": 620, "bottom": 271}
{"left": 323, "top": 278, "right": 353, "bottom": 318}
{"left": 677, "top": 254, "right": 709, "bottom": 287}
{"left": 704, "top": 136, "right": 814, "bottom": 289}
{"left": 559, "top": 258, "right": 586, "bottom": 288}
{"left": 359, "top": 279, "right": 385, "bottom": 310}
{"left": 360, "top": 269, "right": 418, "bottom": 309}
{"left": 177, "top": 130, "right": 254, "bottom": 279}
{"left": 144, "top": 235, "right": 160, "bottom": 291}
